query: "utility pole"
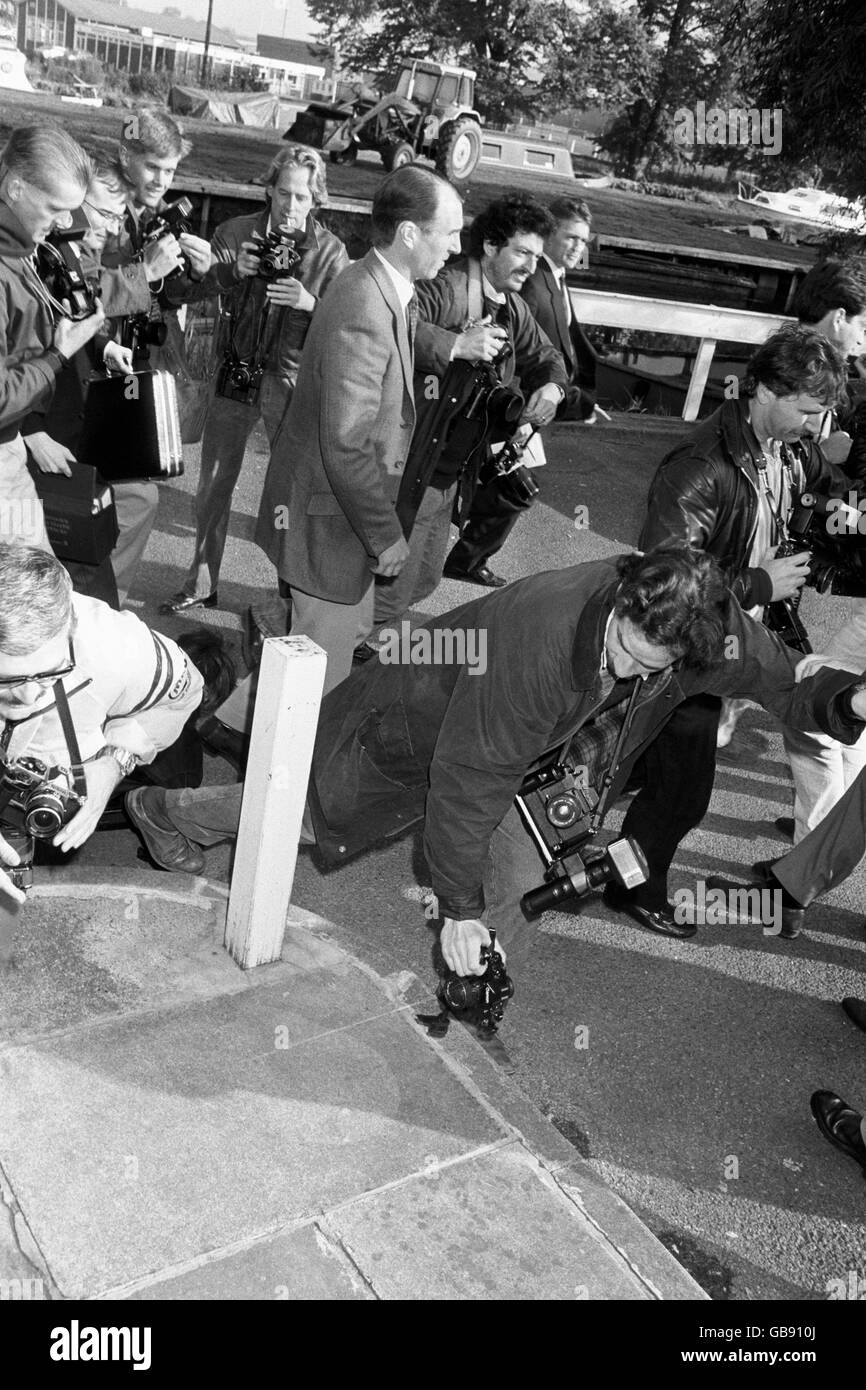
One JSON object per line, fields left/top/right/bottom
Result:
{"left": 201, "top": 0, "right": 214, "bottom": 86}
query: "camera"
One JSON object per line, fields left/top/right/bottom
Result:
{"left": 0, "top": 756, "right": 84, "bottom": 841}
{"left": 214, "top": 354, "right": 265, "bottom": 407}
{"left": 515, "top": 756, "right": 649, "bottom": 916}
{"left": 35, "top": 209, "right": 99, "bottom": 321}
{"left": 464, "top": 339, "right": 524, "bottom": 444}
{"left": 766, "top": 492, "right": 866, "bottom": 654}
{"left": 250, "top": 228, "right": 302, "bottom": 282}
{"left": 438, "top": 929, "right": 514, "bottom": 1035}
{"left": 122, "top": 312, "right": 168, "bottom": 362}
{"left": 140, "top": 197, "right": 194, "bottom": 280}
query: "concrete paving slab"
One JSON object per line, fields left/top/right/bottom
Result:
{"left": 0, "top": 974, "right": 501, "bottom": 1298}
{"left": 0, "top": 871, "right": 240, "bottom": 1044}
{"left": 125, "top": 1221, "right": 373, "bottom": 1301}
{"left": 324, "top": 1141, "right": 659, "bottom": 1300}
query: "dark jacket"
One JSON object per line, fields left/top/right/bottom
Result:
{"left": 521, "top": 258, "right": 597, "bottom": 419}
{"left": 0, "top": 200, "right": 67, "bottom": 444}
{"left": 166, "top": 209, "right": 349, "bottom": 384}
{"left": 307, "top": 557, "right": 863, "bottom": 920}
{"left": 396, "top": 256, "right": 568, "bottom": 531}
{"left": 640, "top": 395, "right": 847, "bottom": 610}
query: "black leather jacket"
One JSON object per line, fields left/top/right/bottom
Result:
{"left": 640, "top": 395, "right": 847, "bottom": 610}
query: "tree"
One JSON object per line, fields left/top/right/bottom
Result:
{"left": 307, "top": 0, "right": 559, "bottom": 123}
{"left": 731, "top": 0, "right": 866, "bottom": 198}
{"left": 550, "top": 0, "right": 747, "bottom": 178}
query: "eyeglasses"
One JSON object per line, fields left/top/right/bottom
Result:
{"left": 83, "top": 199, "right": 124, "bottom": 229}
{"left": 0, "top": 638, "right": 76, "bottom": 689}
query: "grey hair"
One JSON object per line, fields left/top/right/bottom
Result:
{"left": 0, "top": 124, "right": 92, "bottom": 195}
{"left": 0, "top": 544, "right": 73, "bottom": 654}
{"left": 264, "top": 143, "right": 328, "bottom": 206}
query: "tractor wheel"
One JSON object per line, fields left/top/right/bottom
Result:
{"left": 383, "top": 141, "right": 416, "bottom": 172}
{"left": 435, "top": 119, "right": 482, "bottom": 182}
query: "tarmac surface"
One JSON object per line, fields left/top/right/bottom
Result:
{"left": 1, "top": 413, "right": 865, "bottom": 1302}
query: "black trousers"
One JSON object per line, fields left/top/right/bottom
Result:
{"left": 619, "top": 693, "right": 722, "bottom": 909}
{"left": 446, "top": 473, "right": 535, "bottom": 573}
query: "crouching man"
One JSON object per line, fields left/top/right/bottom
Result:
{"left": 0, "top": 543, "right": 203, "bottom": 963}
{"left": 124, "top": 545, "right": 866, "bottom": 977}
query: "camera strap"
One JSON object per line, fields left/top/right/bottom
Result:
{"left": 755, "top": 452, "right": 797, "bottom": 546}
{"left": 53, "top": 682, "right": 87, "bottom": 801}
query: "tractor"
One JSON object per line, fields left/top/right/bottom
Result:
{"left": 286, "top": 58, "right": 484, "bottom": 183}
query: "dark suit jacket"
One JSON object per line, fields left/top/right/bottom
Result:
{"left": 254, "top": 250, "right": 415, "bottom": 603}
{"left": 521, "top": 258, "right": 597, "bottom": 419}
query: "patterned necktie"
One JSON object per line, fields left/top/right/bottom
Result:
{"left": 406, "top": 293, "right": 418, "bottom": 350}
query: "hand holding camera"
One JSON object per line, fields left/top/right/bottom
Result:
{"left": 53, "top": 301, "right": 106, "bottom": 360}
{"left": 51, "top": 754, "right": 123, "bottom": 853}
{"left": 440, "top": 917, "right": 506, "bottom": 976}
{"left": 178, "top": 232, "right": 213, "bottom": 279}
{"left": 0, "top": 830, "right": 26, "bottom": 906}
{"left": 763, "top": 542, "right": 813, "bottom": 600}
{"left": 143, "top": 234, "right": 184, "bottom": 282}
{"left": 454, "top": 315, "right": 509, "bottom": 363}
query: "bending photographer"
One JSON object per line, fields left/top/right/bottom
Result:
{"left": 124, "top": 546, "right": 866, "bottom": 978}
{"left": 0, "top": 124, "right": 104, "bottom": 549}
{"left": 159, "top": 143, "right": 349, "bottom": 615}
{"left": 0, "top": 542, "right": 202, "bottom": 966}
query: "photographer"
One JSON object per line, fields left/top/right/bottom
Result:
{"left": 603, "top": 325, "right": 851, "bottom": 940}
{"left": 100, "top": 110, "right": 213, "bottom": 602}
{"left": 0, "top": 124, "right": 105, "bottom": 550}
{"left": 0, "top": 542, "right": 202, "bottom": 966}
{"left": 361, "top": 193, "right": 566, "bottom": 649}
{"left": 23, "top": 151, "right": 139, "bottom": 605}
{"left": 159, "top": 143, "right": 349, "bottom": 614}
{"left": 124, "top": 547, "right": 866, "bottom": 980}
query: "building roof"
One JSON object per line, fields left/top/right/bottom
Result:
{"left": 256, "top": 34, "right": 329, "bottom": 68}
{"left": 37, "top": 0, "right": 242, "bottom": 50}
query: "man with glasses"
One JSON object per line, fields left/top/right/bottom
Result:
{"left": 521, "top": 196, "right": 598, "bottom": 423}
{"left": 125, "top": 546, "right": 866, "bottom": 977}
{"left": 0, "top": 123, "right": 105, "bottom": 551}
{"left": 22, "top": 151, "right": 155, "bottom": 605}
{"left": 0, "top": 542, "right": 203, "bottom": 965}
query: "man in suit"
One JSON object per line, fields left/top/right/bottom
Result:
{"left": 521, "top": 195, "right": 598, "bottom": 423}
{"left": 244, "top": 165, "right": 465, "bottom": 704}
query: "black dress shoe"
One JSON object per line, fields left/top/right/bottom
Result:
{"left": 809, "top": 1090, "right": 866, "bottom": 1172}
{"left": 125, "top": 787, "right": 205, "bottom": 875}
{"left": 705, "top": 873, "right": 803, "bottom": 938}
{"left": 774, "top": 816, "right": 795, "bottom": 841}
{"left": 442, "top": 562, "right": 508, "bottom": 588}
{"left": 842, "top": 997, "right": 866, "bottom": 1034}
{"left": 603, "top": 883, "right": 697, "bottom": 939}
{"left": 158, "top": 591, "right": 218, "bottom": 615}
{"left": 352, "top": 641, "right": 379, "bottom": 664}
{"left": 196, "top": 713, "right": 248, "bottom": 774}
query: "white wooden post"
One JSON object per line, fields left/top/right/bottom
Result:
{"left": 225, "top": 635, "right": 326, "bottom": 969}
{"left": 683, "top": 337, "right": 718, "bottom": 422}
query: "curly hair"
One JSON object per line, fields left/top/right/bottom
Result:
{"left": 467, "top": 194, "right": 554, "bottom": 256}
{"left": 742, "top": 323, "right": 847, "bottom": 406}
{"left": 614, "top": 544, "right": 729, "bottom": 670}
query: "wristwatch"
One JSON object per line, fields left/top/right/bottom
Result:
{"left": 96, "top": 745, "right": 138, "bottom": 778}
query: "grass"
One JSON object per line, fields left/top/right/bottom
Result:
{"left": 0, "top": 86, "right": 817, "bottom": 268}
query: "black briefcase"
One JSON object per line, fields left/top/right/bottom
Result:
{"left": 77, "top": 370, "right": 184, "bottom": 480}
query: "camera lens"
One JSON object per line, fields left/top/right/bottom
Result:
{"left": 546, "top": 792, "right": 581, "bottom": 828}
{"left": 24, "top": 791, "right": 65, "bottom": 839}
{"left": 230, "top": 365, "right": 252, "bottom": 388}
{"left": 441, "top": 975, "right": 481, "bottom": 1011}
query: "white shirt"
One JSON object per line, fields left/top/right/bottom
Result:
{"left": 543, "top": 252, "right": 572, "bottom": 325}
{"left": 372, "top": 248, "right": 415, "bottom": 313}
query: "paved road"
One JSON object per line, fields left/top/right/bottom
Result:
{"left": 81, "top": 415, "right": 866, "bottom": 1302}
